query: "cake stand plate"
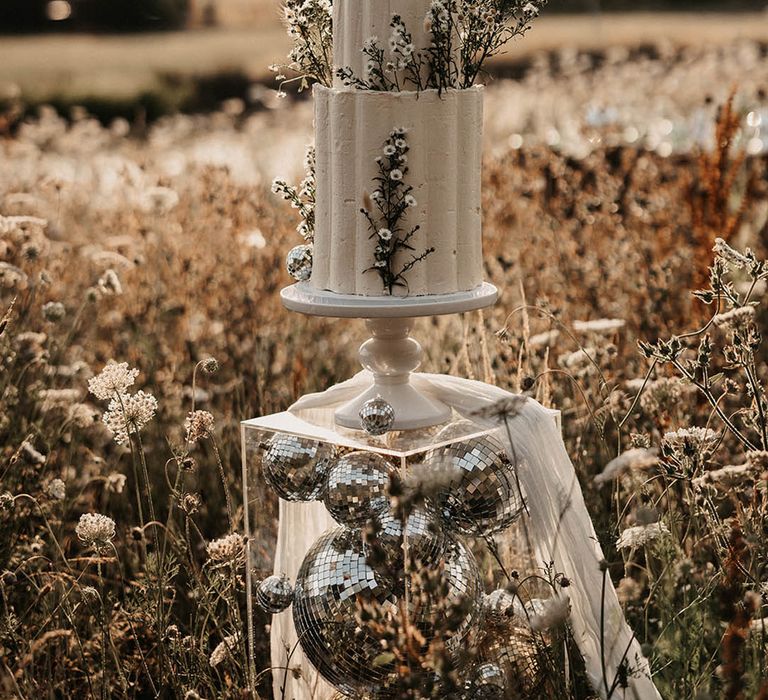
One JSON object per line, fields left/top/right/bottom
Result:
{"left": 280, "top": 282, "right": 498, "bottom": 431}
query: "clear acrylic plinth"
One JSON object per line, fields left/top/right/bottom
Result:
{"left": 240, "top": 405, "right": 496, "bottom": 689}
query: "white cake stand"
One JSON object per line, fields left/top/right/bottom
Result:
{"left": 281, "top": 281, "right": 498, "bottom": 430}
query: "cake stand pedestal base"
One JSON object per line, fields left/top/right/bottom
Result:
{"left": 280, "top": 281, "right": 498, "bottom": 431}
{"left": 333, "top": 317, "right": 451, "bottom": 430}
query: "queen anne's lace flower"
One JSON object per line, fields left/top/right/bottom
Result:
{"left": 616, "top": 521, "right": 670, "bottom": 550}
{"left": 102, "top": 390, "right": 158, "bottom": 445}
{"left": 209, "top": 632, "right": 241, "bottom": 668}
{"left": 88, "top": 361, "right": 139, "bottom": 400}
{"left": 185, "top": 410, "right": 215, "bottom": 443}
{"left": 206, "top": 533, "right": 245, "bottom": 563}
{"left": 76, "top": 513, "right": 116, "bottom": 549}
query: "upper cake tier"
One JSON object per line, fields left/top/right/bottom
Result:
{"left": 310, "top": 0, "right": 484, "bottom": 298}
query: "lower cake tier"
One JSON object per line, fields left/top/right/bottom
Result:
{"left": 312, "top": 85, "right": 484, "bottom": 297}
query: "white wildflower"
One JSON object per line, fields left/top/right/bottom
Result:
{"left": 97, "top": 269, "right": 122, "bottom": 296}
{"left": 76, "top": 513, "right": 116, "bottom": 549}
{"left": 102, "top": 390, "right": 158, "bottom": 445}
{"left": 206, "top": 533, "right": 245, "bottom": 563}
{"left": 662, "top": 426, "right": 718, "bottom": 454}
{"left": 106, "top": 473, "right": 127, "bottom": 494}
{"left": 46, "top": 479, "right": 66, "bottom": 500}
{"left": 209, "top": 632, "right": 241, "bottom": 668}
{"left": 594, "top": 448, "right": 658, "bottom": 485}
{"left": 42, "top": 301, "right": 66, "bottom": 322}
{"left": 712, "top": 305, "right": 755, "bottom": 329}
{"left": 88, "top": 361, "right": 140, "bottom": 400}
{"left": 529, "top": 594, "right": 570, "bottom": 632}
{"left": 389, "top": 169, "right": 403, "bottom": 181}
{"left": 616, "top": 521, "right": 670, "bottom": 550}
{"left": 377, "top": 228, "right": 393, "bottom": 241}
{"left": 383, "top": 144, "right": 396, "bottom": 156}
{"left": 573, "top": 318, "right": 626, "bottom": 334}
{"left": 404, "top": 194, "right": 417, "bottom": 207}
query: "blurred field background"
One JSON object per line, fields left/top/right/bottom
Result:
{"left": 2, "top": 1, "right": 768, "bottom": 698}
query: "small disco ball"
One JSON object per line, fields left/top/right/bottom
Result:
{"left": 465, "top": 662, "right": 506, "bottom": 699}
{"left": 359, "top": 396, "right": 395, "bottom": 436}
{"left": 286, "top": 244, "right": 313, "bottom": 281}
{"left": 256, "top": 574, "right": 294, "bottom": 614}
{"left": 323, "top": 451, "right": 396, "bottom": 528}
{"left": 262, "top": 433, "right": 337, "bottom": 501}
{"left": 292, "top": 526, "right": 398, "bottom": 698}
{"left": 370, "top": 506, "right": 448, "bottom": 567}
{"left": 424, "top": 429, "right": 523, "bottom": 537}
{"left": 479, "top": 623, "right": 545, "bottom": 695}
{"left": 483, "top": 588, "right": 517, "bottom": 625}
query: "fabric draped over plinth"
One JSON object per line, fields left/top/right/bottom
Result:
{"left": 269, "top": 372, "right": 661, "bottom": 700}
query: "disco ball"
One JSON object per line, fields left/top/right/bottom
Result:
{"left": 256, "top": 574, "right": 294, "bottom": 614}
{"left": 359, "top": 396, "right": 395, "bottom": 435}
{"left": 370, "top": 506, "right": 448, "bottom": 568}
{"left": 465, "top": 662, "right": 505, "bottom": 699}
{"left": 424, "top": 430, "right": 523, "bottom": 537}
{"left": 286, "top": 244, "right": 313, "bottom": 281}
{"left": 482, "top": 588, "right": 517, "bottom": 626}
{"left": 292, "top": 526, "right": 398, "bottom": 698}
{"left": 323, "top": 451, "right": 396, "bottom": 527}
{"left": 262, "top": 433, "right": 337, "bottom": 501}
{"left": 293, "top": 527, "right": 484, "bottom": 698}
{"left": 479, "top": 622, "right": 545, "bottom": 695}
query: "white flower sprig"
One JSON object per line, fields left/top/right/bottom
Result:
{"left": 360, "top": 128, "right": 433, "bottom": 294}
{"left": 271, "top": 145, "right": 316, "bottom": 243}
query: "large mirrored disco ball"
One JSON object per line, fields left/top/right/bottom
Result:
{"left": 479, "top": 622, "right": 545, "bottom": 695}
{"left": 262, "top": 433, "right": 337, "bottom": 501}
{"left": 286, "top": 243, "right": 313, "bottom": 281}
{"left": 464, "top": 662, "right": 506, "bottom": 699}
{"left": 256, "top": 573, "right": 294, "bottom": 614}
{"left": 406, "top": 535, "right": 485, "bottom": 660}
{"left": 370, "top": 506, "right": 448, "bottom": 568}
{"left": 359, "top": 395, "right": 396, "bottom": 436}
{"left": 292, "top": 526, "right": 398, "bottom": 698}
{"left": 323, "top": 451, "right": 396, "bottom": 528}
{"left": 425, "top": 429, "right": 523, "bottom": 537}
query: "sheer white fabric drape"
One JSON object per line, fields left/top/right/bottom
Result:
{"left": 269, "top": 372, "right": 661, "bottom": 700}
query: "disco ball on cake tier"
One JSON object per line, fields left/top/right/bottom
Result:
{"left": 424, "top": 428, "right": 524, "bottom": 537}
{"left": 261, "top": 433, "right": 337, "bottom": 501}
{"left": 292, "top": 525, "right": 484, "bottom": 698}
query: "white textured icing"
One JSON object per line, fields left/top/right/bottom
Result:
{"left": 333, "top": 0, "right": 435, "bottom": 90}
{"left": 312, "top": 85, "right": 484, "bottom": 296}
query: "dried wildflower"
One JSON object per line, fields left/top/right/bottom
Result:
{"left": 68, "top": 403, "right": 99, "bottom": 427}
{"left": 616, "top": 577, "right": 643, "bottom": 604}
{"left": 593, "top": 448, "right": 658, "bottom": 485}
{"left": 209, "top": 631, "right": 241, "bottom": 668}
{"left": 39, "top": 388, "right": 81, "bottom": 411}
{"left": 88, "top": 361, "right": 140, "bottom": 400}
{"left": 662, "top": 427, "right": 718, "bottom": 460}
{"left": 46, "top": 478, "right": 66, "bottom": 500}
{"left": 0, "top": 492, "right": 15, "bottom": 511}
{"left": 42, "top": 301, "right": 65, "bottom": 322}
{"left": 616, "top": 521, "right": 670, "bottom": 550}
{"left": 97, "top": 269, "right": 122, "bottom": 296}
{"left": 76, "top": 513, "right": 116, "bottom": 550}
{"left": 21, "top": 441, "right": 46, "bottom": 465}
{"left": 201, "top": 357, "right": 220, "bottom": 374}
{"left": 471, "top": 395, "right": 528, "bottom": 421}
{"left": 747, "top": 451, "right": 768, "bottom": 469}
{"left": 106, "top": 472, "right": 127, "bottom": 494}
{"left": 712, "top": 305, "right": 755, "bottom": 329}
{"left": 206, "top": 533, "right": 245, "bottom": 564}
{"left": 80, "top": 586, "right": 99, "bottom": 604}
{"left": 529, "top": 593, "right": 570, "bottom": 632}
{"left": 102, "top": 390, "right": 158, "bottom": 445}
{"left": 185, "top": 410, "right": 215, "bottom": 443}
{"left": 181, "top": 492, "right": 201, "bottom": 514}
{"left": 713, "top": 237, "right": 751, "bottom": 269}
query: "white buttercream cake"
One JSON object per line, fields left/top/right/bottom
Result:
{"left": 310, "top": 0, "right": 485, "bottom": 297}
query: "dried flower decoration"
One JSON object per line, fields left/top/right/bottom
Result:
{"left": 76, "top": 513, "right": 116, "bottom": 550}
{"left": 272, "top": 145, "right": 316, "bottom": 244}
{"left": 206, "top": 533, "right": 245, "bottom": 564}
{"left": 361, "top": 129, "right": 434, "bottom": 294}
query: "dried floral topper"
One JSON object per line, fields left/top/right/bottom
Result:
{"left": 361, "top": 128, "right": 434, "bottom": 294}
{"left": 337, "top": 0, "right": 546, "bottom": 93}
